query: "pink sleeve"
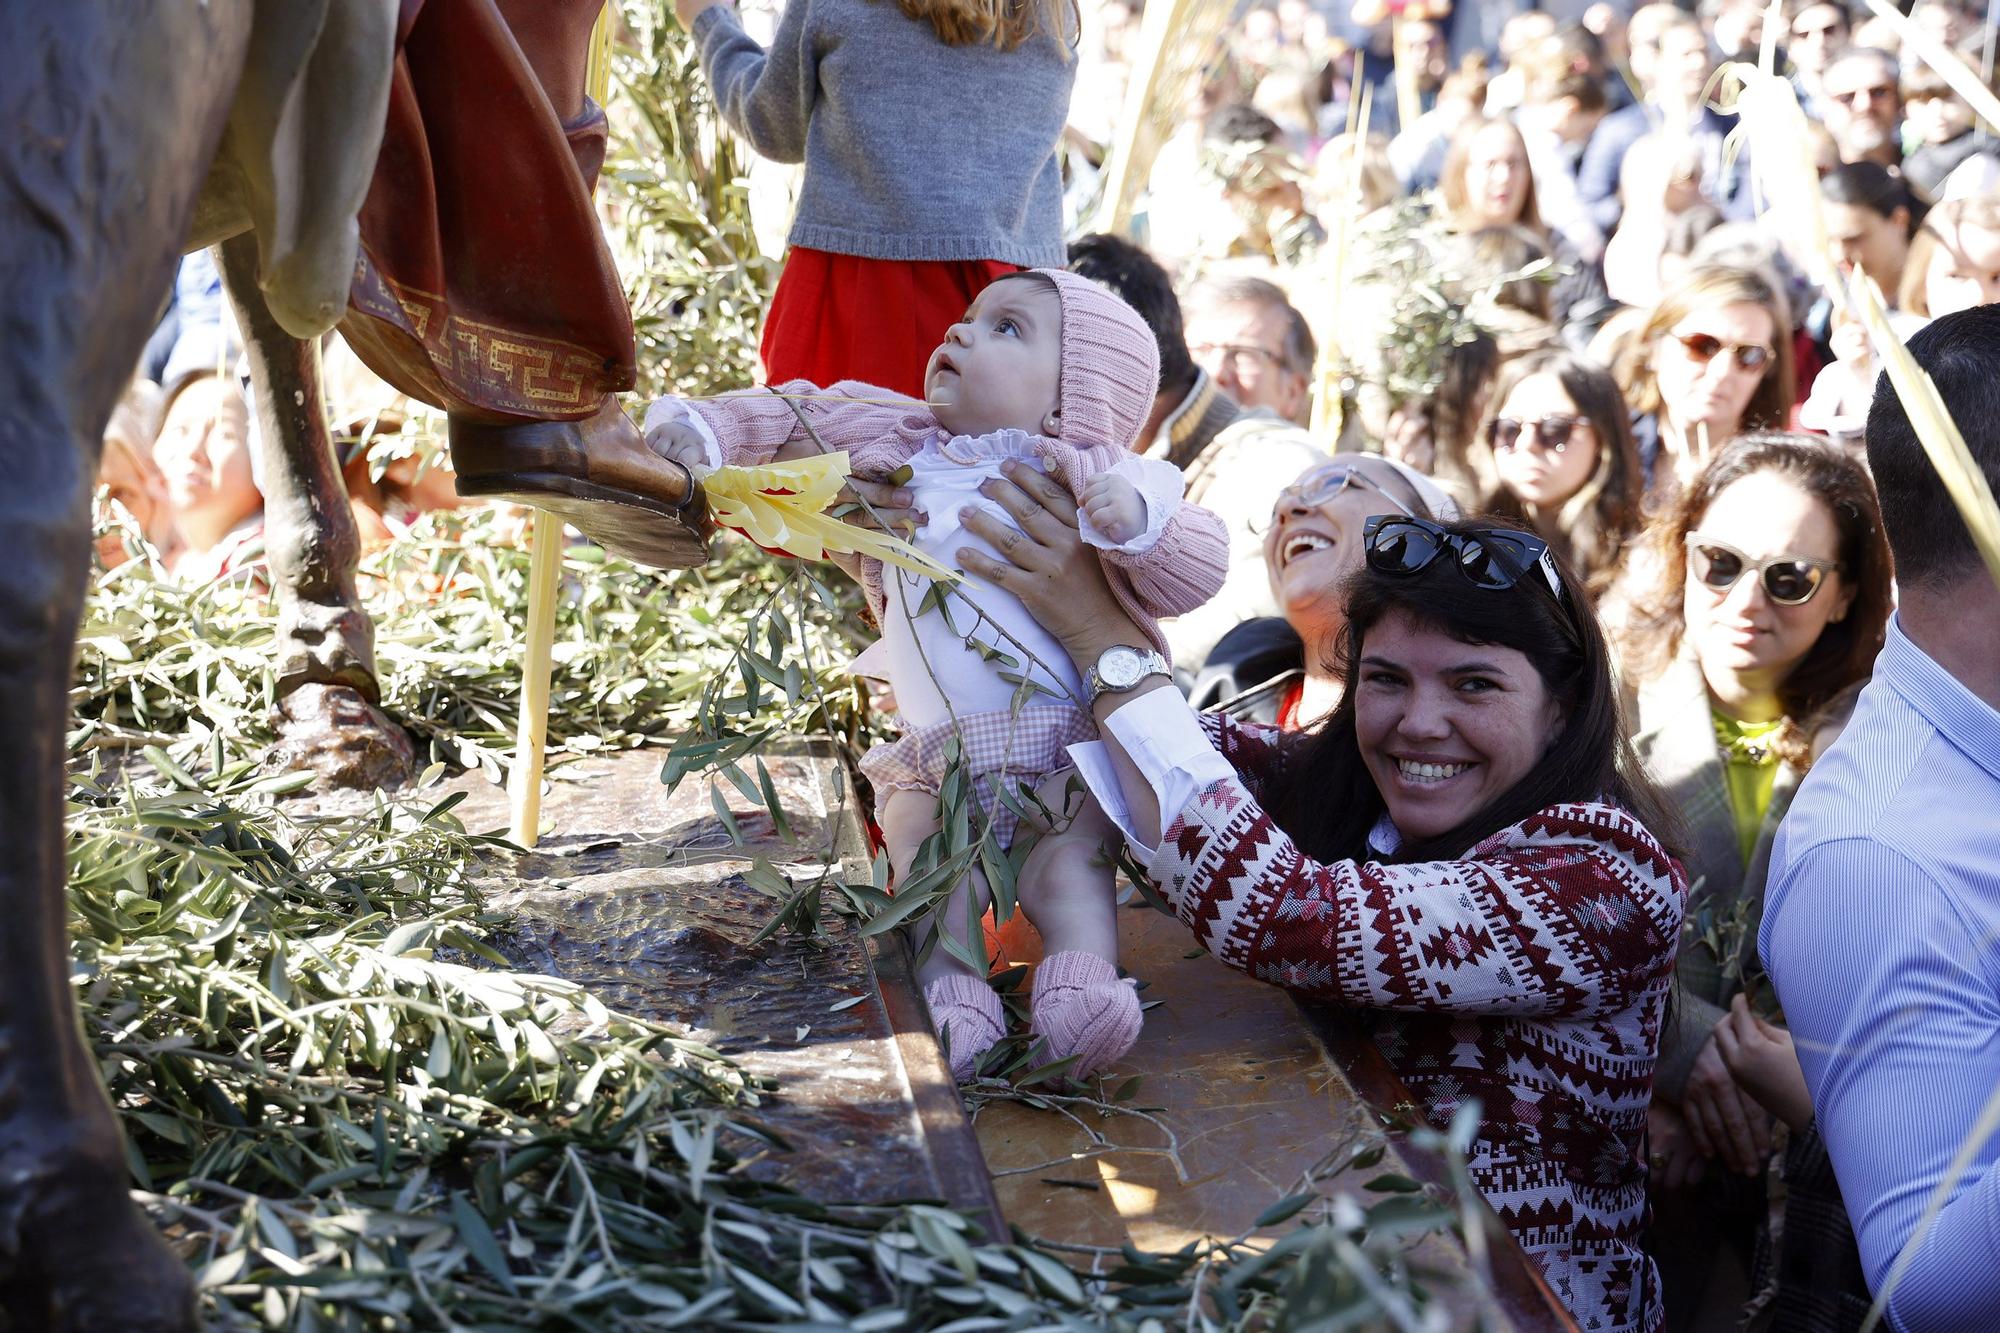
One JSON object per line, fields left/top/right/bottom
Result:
{"left": 685, "top": 381, "right": 932, "bottom": 470}
{"left": 1102, "top": 500, "right": 1229, "bottom": 618}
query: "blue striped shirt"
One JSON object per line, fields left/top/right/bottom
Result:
{"left": 1761, "top": 615, "right": 2000, "bottom": 1329}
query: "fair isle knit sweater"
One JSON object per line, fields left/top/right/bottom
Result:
{"left": 692, "top": 1, "right": 1074, "bottom": 267}
{"left": 1157, "top": 712, "right": 1686, "bottom": 1333}
{"left": 685, "top": 382, "right": 1230, "bottom": 661}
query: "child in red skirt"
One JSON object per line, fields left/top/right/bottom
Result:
{"left": 646, "top": 271, "right": 1229, "bottom": 1080}
{"left": 674, "top": 0, "right": 1078, "bottom": 396}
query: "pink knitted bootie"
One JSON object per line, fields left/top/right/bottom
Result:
{"left": 1030, "top": 951, "right": 1142, "bottom": 1079}
{"left": 923, "top": 973, "right": 1007, "bottom": 1082}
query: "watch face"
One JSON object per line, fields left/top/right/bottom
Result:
{"left": 1099, "top": 646, "right": 1146, "bottom": 689}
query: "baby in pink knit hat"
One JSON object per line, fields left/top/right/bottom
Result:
{"left": 645, "top": 270, "right": 1227, "bottom": 1081}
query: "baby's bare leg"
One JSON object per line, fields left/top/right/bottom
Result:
{"left": 879, "top": 788, "right": 989, "bottom": 988}
{"left": 1014, "top": 771, "right": 1141, "bottom": 1078}
{"left": 880, "top": 787, "right": 1006, "bottom": 1080}
{"left": 1014, "top": 771, "right": 1122, "bottom": 964}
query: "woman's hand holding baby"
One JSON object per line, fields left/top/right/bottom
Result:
{"left": 1079, "top": 473, "right": 1147, "bottom": 545}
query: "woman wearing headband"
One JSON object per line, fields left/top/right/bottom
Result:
{"left": 1619, "top": 433, "right": 1892, "bottom": 1325}
{"left": 1190, "top": 454, "right": 1456, "bottom": 730}
{"left": 957, "top": 460, "right": 1688, "bottom": 1332}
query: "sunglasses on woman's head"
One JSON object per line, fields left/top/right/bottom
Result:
{"left": 1684, "top": 534, "right": 1841, "bottom": 605}
{"left": 1363, "top": 514, "right": 1570, "bottom": 609}
{"left": 1675, "top": 332, "right": 1773, "bottom": 372}
{"left": 1488, "top": 414, "right": 1586, "bottom": 453}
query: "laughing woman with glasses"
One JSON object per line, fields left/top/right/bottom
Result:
{"left": 1618, "top": 434, "right": 1892, "bottom": 1328}
{"left": 1475, "top": 350, "right": 1645, "bottom": 602}
{"left": 959, "top": 460, "right": 1689, "bottom": 1332}
{"left": 1612, "top": 265, "right": 1797, "bottom": 510}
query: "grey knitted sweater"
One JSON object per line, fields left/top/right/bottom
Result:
{"left": 692, "top": 0, "right": 1074, "bottom": 267}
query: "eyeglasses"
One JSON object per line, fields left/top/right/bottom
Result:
{"left": 1684, "top": 534, "right": 1842, "bottom": 605}
{"left": 1273, "top": 462, "right": 1414, "bottom": 517}
{"left": 1190, "top": 342, "right": 1286, "bottom": 377}
{"left": 1673, "top": 332, "right": 1773, "bottom": 372}
{"left": 1364, "top": 514, "right": 1569, "bottom": 607}
{"left": 1488, "top": 414, "right": 1588, "bottom": 453}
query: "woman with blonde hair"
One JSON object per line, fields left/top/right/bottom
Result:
{"left": 1437, "top": 113, "right": 1608, "bottom": 335}
{"left": 1897, "top": 193, "right": 2000, "bottom": 319}
{"left": 1475, "top": 348, "right": 1644, "bottom": 601}
{"left": 675, "top": 0, "right": 1081, "bottom": 396}
{"left": 1612, "top": 263, "right": 1795, "bottom": 507}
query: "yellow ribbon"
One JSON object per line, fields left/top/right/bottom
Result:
{"left": 703, "top": 453, "right": 957, "bottom": 582}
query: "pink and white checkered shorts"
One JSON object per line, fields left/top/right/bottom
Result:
{"left": 859, "top": 705, "right": 1096, "bottom": 851}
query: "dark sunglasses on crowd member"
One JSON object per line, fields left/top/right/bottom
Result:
{"left": 1674, "top": 332, "right": 1773, "bottom": 372}
{"left": 1363, "top": 514, "right": 1570, "bottom": 609}
{"left": 1487, "top": 414, "right": 1588, "bottom": 454}
{"left": 1684, "top": 534, "right": 1842, "bottom": 605}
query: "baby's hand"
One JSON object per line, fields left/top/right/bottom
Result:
{"left": 1081, "top": 473, "right": 1147, "bottom": 544}
{"left": 644, "top": 414, "right": 713, "bottom": 472}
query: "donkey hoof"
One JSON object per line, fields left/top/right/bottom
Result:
{"left": 271, "top": 682, "right": 416, "bottom": 789}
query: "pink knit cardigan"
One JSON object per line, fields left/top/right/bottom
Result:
{"left": 688, "top": 381, "right": 1229, "bottom": 661}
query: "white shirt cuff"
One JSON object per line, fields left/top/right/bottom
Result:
{"left": 641, "top": 397, "right": 724, "bottom": 473}
{"left": 1066, "top": 687, "right": 1236, "bottom": 859}
{"left": 1077, "top": 456, "right": 1183, "bottom": 556}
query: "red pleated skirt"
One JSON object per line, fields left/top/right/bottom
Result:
{"left": 760, "top": 247, "right": 1024, "bottom": 399}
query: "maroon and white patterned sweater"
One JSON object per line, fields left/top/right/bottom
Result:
{"left": 1152, "top": 713, "right": 1687, "bottom": 1332}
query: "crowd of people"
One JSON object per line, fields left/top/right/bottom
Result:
{"left": 91, "top": 0, "right": 2000, "bottom": 1329}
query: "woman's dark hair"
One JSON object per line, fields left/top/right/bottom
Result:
{"left": 1424, "top": 327, "right": 1501, "bottom": 498}
{"left": 1622, "top": 432, "right": 1894, "bottom": 769}
{"left": 1462, "top": 225, "right": 1554, "bottom": 322}
{"left": 1475, "top": 350, "right": 1644, "bottom": 601}
{"left": 1820, "top": 161, "right": 1922, "bottom": 236}
{"left": 1264, "top": 518, "right": 1679, "bottom": 865}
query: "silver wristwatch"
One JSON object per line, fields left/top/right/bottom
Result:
{"left": 1086, "top": 645, "right": 1170, "bottom": 703}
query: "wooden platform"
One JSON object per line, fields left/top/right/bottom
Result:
{"left": 444, "top": 745, "right": 1573, "bottom": 1328}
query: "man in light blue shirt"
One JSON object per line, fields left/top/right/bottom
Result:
{"left": 1761, "top": 305, "right": 2000, "bottom": 1328}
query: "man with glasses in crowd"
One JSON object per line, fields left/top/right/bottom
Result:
{"left": 1182, "top": 276, "right": 1316, "bottom": 428}
{"left": 1821, "top": 46, "right": 1905, "bottom": 168}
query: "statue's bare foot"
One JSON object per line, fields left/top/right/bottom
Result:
{"left": 270, "top": 682, "right": 416, "bottom": 789}
{"left": 1, "top": 1118, "right": 196, "bottom": 1331}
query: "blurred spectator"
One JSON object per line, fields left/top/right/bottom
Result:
{"left": 1388, "top": 56, "right": 1491, "bottom": 192}
{"left": 1821, "top": 161, "right": 1917, "bottom": 297}
{"left": 1578, "top": 10, "right": 1750, "bottom": 237}
{"left": 152, "top": 370, "right": 264, "bottom": 582}
{"left": 1902, "top": 60, "right": 2000, "bottom": 199}
{"left": 1484, "top": 11, "right": 1559, "bottom": 114}
{"left": 1787, "top": 0, "right": 1852, "bottom": 119}
{"left": 1182, "top": 275, "right": 1316, "bottom": 425}
{"left": 1382, "top": 326, "right": 1502, "bottom": 507}
{"left": 1613, "top": 263, "right": 1796, "bottom": 506}
{"left": 1201, "top": 103, "right": 1325, "bottom": 264}
{"left": 95, "top": 379, "right": 177, "bottom": 568}
{"left": 1473, "top": 348, "right": 1644, "bottom": 601}
{"left": 1309, "top": 131, "right": 1402, "bottom": 222}
{"left": 1898, "top": 193, "right": 2000, "bottom": 317}
{"left": 1702, "top": 0, "right": 1773, "bottom": 64}
{"left": 1439, "top": 114, "right": 1613, "bottom": 337}
{"left": 1518, "top": 64, "right": 1612, "bottom": 262}
{"left": 1821, "top": 46, "right": 1903, "bottom": 167}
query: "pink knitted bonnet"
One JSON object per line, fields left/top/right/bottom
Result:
{"left": 1033, "top": 268, "right": 1161, "bottom": 451}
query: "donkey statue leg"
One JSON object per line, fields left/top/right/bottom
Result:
{"left": 217, "top": 234, "right": 415, "bottom": 790}
{"left": 0, "top": 4, "right": 248, "bottom": 1327}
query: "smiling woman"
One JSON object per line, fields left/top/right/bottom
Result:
{"left": 956, "top": 465, "right": 1689, "bottom": 1332}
